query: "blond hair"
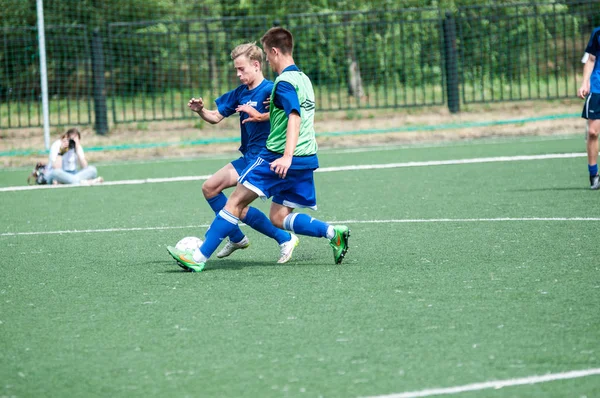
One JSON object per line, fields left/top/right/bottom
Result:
{"left": 230, "top": 42, "right": 264, "bottom": 64}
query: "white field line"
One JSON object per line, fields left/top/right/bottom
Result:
{"left": 364, "top": 368, "right": 600, "bottom": 398}
{"left": 336, "top": 217, "right": 600, "bottom": 223}
{"left": 317, "top": 152, "right": 585, "bottom": 173}
{"left": 0, "top": 153, "right": 586, "bottom": 192}
{"left": 0, "top": 224, "right": 210, "bottom": 237}
{"left": 0, "top": 174, "right": 214, "bottom": 192}
{"left": 1, "top": 217, "right": 598, "bottom": 237}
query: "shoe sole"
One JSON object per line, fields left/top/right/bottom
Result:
{"left": 176, "top": 260, "right": 204, "bottom": 272}
{"left": 176, "top": 260, "right": 192, "bottom": 271}
{"left": 335, "top": 229, "right": 351, "bottom": 265}
{"left": 167, "top": 247, "right": 204, "bottom": 272}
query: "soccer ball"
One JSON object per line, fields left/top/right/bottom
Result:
{"left": 175, "top": 236, "right": 203, "bottom": 251}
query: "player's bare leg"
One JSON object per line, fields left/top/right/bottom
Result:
{"left": 587, "top": 119, "right": 600, "bottom": 189}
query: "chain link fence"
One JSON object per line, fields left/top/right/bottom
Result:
{"left": 0, "top": 0, "right": 598, "bottom": 131}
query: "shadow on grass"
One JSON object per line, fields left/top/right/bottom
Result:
{"left": 156, "top": 252, "right": 321, "bottom": 273}
{"left": 156, "top": 246, "right": 330, "bottom": 273}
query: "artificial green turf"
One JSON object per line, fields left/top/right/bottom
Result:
{"left": 1, "top": 136, "right": 599, "bottom": 397}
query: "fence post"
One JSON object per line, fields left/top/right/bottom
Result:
{"left": 36, "top": 0, "right": 51, "bottom": 149}
{"left": 91, "top": 28, "right": 108, "bottom": 135}
{"left": 443, "top": 11, "right": 460, "bottom": 114}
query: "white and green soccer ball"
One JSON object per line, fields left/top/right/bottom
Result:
{"left": 175, "top": 236, "right": 203, "bottom": 251}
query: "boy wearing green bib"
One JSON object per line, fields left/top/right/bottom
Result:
{"left": 167, "top": 27, "right": 350, "bottom": 272}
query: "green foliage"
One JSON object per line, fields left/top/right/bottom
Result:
{"left": 0, "top": 0, "right": 596, "bottom": 117}
{"left": 0, "top": 0, "right": 35, "bottom": 26}
{"left": 457, "top": 2, "right": 586, "bottom": 88}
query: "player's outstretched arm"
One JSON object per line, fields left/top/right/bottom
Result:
{"left": 188, "top": 97, "right": 224, "bottom": 124}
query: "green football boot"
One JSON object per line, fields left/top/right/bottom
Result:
{"left": 166, "top": 246, "right": 205, "bottom": 272}
{"left": 329, "top": 225, "right": 350, "bottom": 264}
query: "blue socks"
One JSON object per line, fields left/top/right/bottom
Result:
{"left": 282, "top": 213, "right": 329, "bottom": 238}
{"left": 203, "top": 196, "right": 330, "bottom": 261}
{"left": 200, "top": 210, "right": 239, "bottom": 258}
{"left": 206, "top": 193, "right": 227, "bottom": 214}
{"left": 589, "top": 164, "right": 598, "bottom": 177}
{"left": 208, "top": 193, "right": 291, "bottom": 245}
{"left": 242, "top": 207, "right": 291, "bottom": 245}
{"left": 206, "top": 193, "right": 245, "bottom": 243}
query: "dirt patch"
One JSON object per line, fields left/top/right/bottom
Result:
{"left": 0, "top": 99, "right": 586, "bottom": 168}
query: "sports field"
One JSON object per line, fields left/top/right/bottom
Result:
{"left": 1, "top": 134, "right": 599, "bottom": 397}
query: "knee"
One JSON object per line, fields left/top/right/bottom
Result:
{"left": 589, "top": 128, "right": 600, "bottom": 140}
{"left": 88, "top": 165, "right": 97, "bottom": 177}
{"left": 201, "top": 181, "right": 218, "bottom": 198}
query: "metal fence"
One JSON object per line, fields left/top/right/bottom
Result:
{"left": 1, "top": 24, "right": 93, "bottom": 128}
{"left": 281, "top": 8, "right": 445, "bottom": 111}
{"left": 0, "top": 1, "right": 598, "bottom": 131}
{"left": 456, "top": 1, "right": 597, "bottom": 103}
{"left": 107, "top": 15, "right": 271, "bottom": 124}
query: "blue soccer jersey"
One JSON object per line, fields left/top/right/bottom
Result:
{"left": 215, "top": 79, "right": 273, "bottom": 156}
{"left": 585, "top": 27, "right": 600, "bottom": 93}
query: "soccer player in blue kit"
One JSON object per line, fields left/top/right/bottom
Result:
{"left": 167, "top": 27, "right": 350, "bottom": 272}
{"left": 186, "top": 42, "right": 299, "bottom": 263}
{"left": 578, "top": 27, "right": 600, "bottom": 190}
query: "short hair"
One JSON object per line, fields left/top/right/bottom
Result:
{"left": 65, "top": 127, "right": 81, "bottom": 140}
{"left": 261, "top": 27, "right": 294, "bottom": 55}
{"left": 230, "top": 42, "right": 264, "bottom": 64}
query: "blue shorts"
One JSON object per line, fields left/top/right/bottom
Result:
{"left": 582, "top": 93, "right": 600, "bottom": 120}
{"left": 238, "top": 157, "right": 317, "bottom": 210}
{"left": 230, "top": 150, "right": 261, "bottom": 175}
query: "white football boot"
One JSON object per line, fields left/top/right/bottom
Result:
{"left": 216, "top": 236, "right": 250, "bottom": 258}
{"left": 277, "top": 234, "right": 299, "bottom": 264}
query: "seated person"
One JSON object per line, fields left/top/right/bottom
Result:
{"left": 45, "top": 128, "right": 103, "bottom": 185}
